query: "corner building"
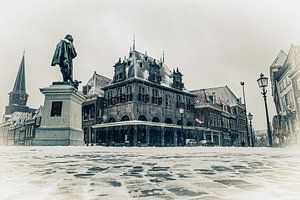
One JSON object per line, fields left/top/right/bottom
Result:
{"left": 191, "top": 86, "right": 247, "bottom": 146}
{"left": 92, "top": 48, "right": 196, "bottom": 146}
{"left": 270, "top": 46, "right": 300, "bottom": 146}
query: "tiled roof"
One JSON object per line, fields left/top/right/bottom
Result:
{"left": 33, "top": 106, "right": 43, "bottom": 118}
{"left": 131, "top": 50, "right": 174, "bottom": 88}
{"left": 84, "top": 72, "right": 111, "bottom": 97}
{"left": 271, "top": 50, "right": 287, "bottom": 67}
{"left": 9, "top": 112, "right": 32, "bottom": 128}
{"left": 111, "top": 49, "right": 189, "bottom": 91}
{"left": 191, "top": 86, "right": 239, "bottom": 106}
{"left": 272, "top": 45, "right": 300, "bottom": 81}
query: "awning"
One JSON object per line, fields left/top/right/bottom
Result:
{"left": 92, "top": 120, "right": 207, "bottom": 130}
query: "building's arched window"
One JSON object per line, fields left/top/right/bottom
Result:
{"left": 165, "top": 118, "right": 173, "bottom": 124}
{"left": 138, "top": 115, "right": 147, "bottom": 121}
{"left": 177, "top": 120, "right": 183, "bottom": 125}
{"left": 152, "top": 117, "right": 160, "bottom": 122}
{"left": 186, "top": 121, "right": 193, "bottom": 126}
{"left": 121, "top": 115, "right": 130, "bottom": 121}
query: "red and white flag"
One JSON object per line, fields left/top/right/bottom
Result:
{"left": 195, "top": 117, "right": 204, "bottom": 125}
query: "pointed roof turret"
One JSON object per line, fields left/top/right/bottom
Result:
{"left": 12, "top": 53, "right": 27, "bottom": 94}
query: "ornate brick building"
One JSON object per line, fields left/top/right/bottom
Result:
{"left": 191, "top": 86, "right": 247, "bottom": 146}
{"left": 92, "top": 47, "right": 196, "bottom": 146}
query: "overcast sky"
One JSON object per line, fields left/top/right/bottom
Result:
{"left": 1, "top": 0, "right": 300, "bottom": 130}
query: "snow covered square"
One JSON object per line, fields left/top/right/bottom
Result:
{"left": 0, "top": 147, "right": 300, "bottom": 200}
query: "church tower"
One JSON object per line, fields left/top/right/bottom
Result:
{"left": 5, "top": 53, "right": 29, "bottom": 116}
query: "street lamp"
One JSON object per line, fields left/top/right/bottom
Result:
{"left": 179, "top": 107, "right": 185, "bottom": 146}
{"left": 240, "top": 81, "right": 250, "bottom": 146}
{"left": 248, "top": 112, "right": 254, "bottom": 147}
{"left": 257, "top": 73, "right": 273, "bottom": 147}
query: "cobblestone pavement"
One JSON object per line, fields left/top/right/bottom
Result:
{"left": 0, "top": 147, "right": 300, "bottom": 200}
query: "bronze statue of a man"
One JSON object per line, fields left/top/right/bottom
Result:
{"left": 51, "top": 34, "right": 77, "bottom": 83}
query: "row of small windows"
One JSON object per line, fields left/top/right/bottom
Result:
{"left": 107, "top": 86, "right": 133, "bottom": 98}
{"left": 230, "top": 120, "right": 237, "bottom": 130}
{"left": 83, "top": 105, "right": 102, "bottom": 120}
{"left": 25, "top": 126, "right": 34, "bottom": 138}
{"left": 206, "top": 96, "right": 239, "bottom": 116}
{"left": 281, "top": 91, "right": 294, "bottom": 110}
{"left": 8, "top": 124, "right": 36, "bottom": 140}
{"left": 237, "top": 120, "right": 246, "bottom": 131}
{"left": 279, "top": 76, "right": 291, "bottom": 92}
{"left": 106, "top": 85, "right": 133, "bottom": 106}
{"left": 105, "top": 85, "right": 194, "bottom": 110}
{"left": 222, "top": 104, "right": 234, "bottom": 114}
{"left": 236, "top": 108, "right": 246, "bottom": 117}
{"left": 222, "top": 117, "right": 230, "bottom": 129}
{"left": 206, "top": 113, "right": 238, "bottom": 130}
{"left": 209, "top": 113, "right": 222, "bottom": 127}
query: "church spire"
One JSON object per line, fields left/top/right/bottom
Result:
{"left": 12, "top": 52, "right": 27, "bottom": 94}
{"left": 5, "top": 52, "right": 29, "bottom": 115}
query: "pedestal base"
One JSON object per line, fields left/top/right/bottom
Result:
{"left": 33, "top": 82, "right": 85, "bottom": 146}
{"left": 33, "top": 127, "right": 84, "bottom": 146}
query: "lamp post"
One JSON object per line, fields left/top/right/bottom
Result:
{"left": 240, "top": 81, "right": 250, "bottom": 146}
{"left": 248, "top": 112, "right": 254, "bottom": 147}
{"left": 257, "top": 73, "right": 273, "bottom": 147}
{"left": 179, "top": 107, "right": 185, "bottom": 146}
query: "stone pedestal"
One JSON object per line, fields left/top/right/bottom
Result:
{"left": 33, "top": 82, "right": 85, "bottom": 146}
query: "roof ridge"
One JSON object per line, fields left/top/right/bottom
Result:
{"left": 133, "top": 50, "right": 159, "bottom": 62}
{"left": 190, "top": 85, "right": 227, "bottom": 92}
{"left": 94, "top": 73, "right": 112, "bottom": 81}
{"left": 224, "top": 85, "right": 238, "bottom": 100}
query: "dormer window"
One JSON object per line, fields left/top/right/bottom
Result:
{"left": 208, "top": 95, "right": 216, "bottom": 103}
{"left": 172, "top": 68, "right": 183, "bottom": 90}
{"left": 119, "top": 73, "right": 123, "bottom": 80}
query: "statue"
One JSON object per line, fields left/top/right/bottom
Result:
{"left": 51, "top": 34, "right": 81, "bottom": 89}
